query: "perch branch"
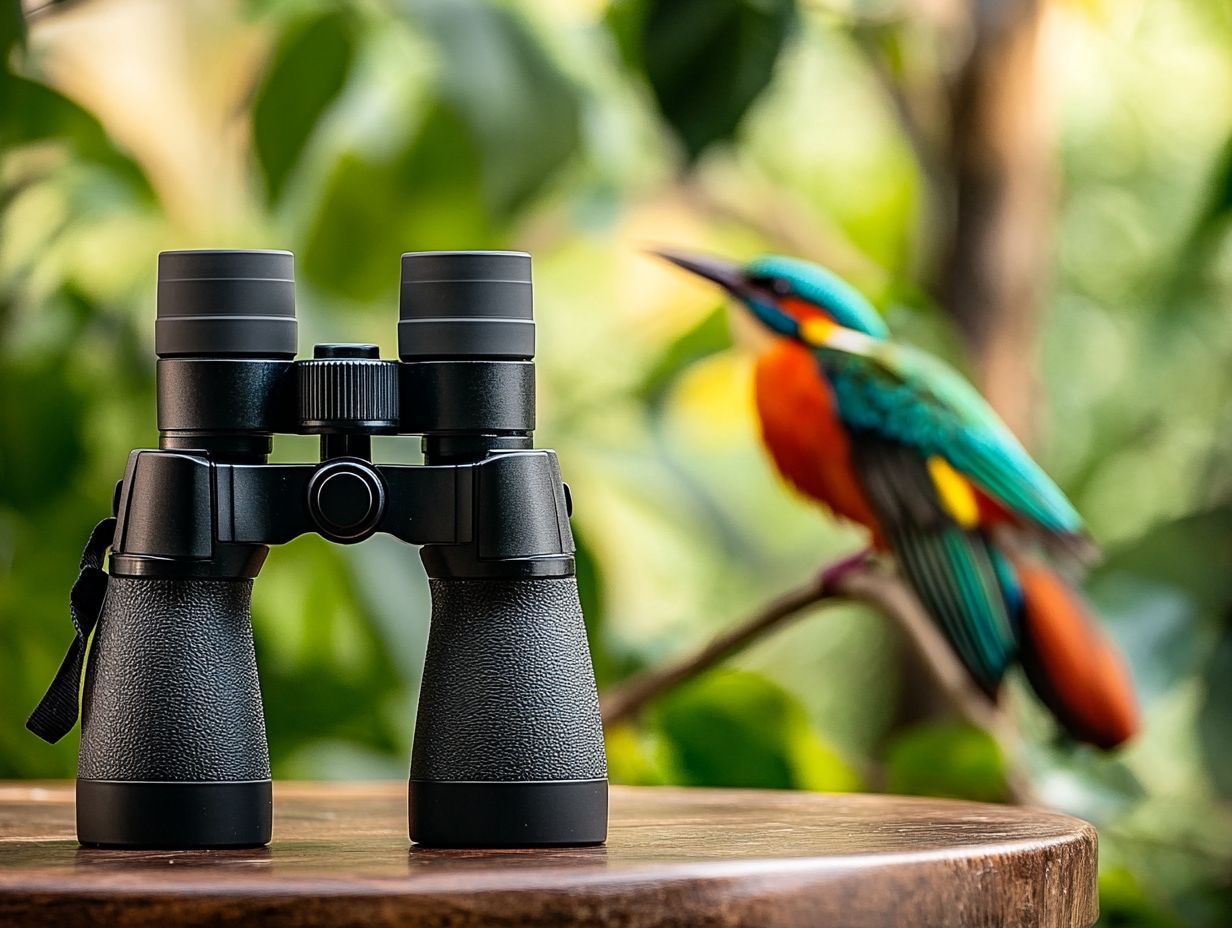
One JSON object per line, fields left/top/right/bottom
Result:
{"left": 600, "top": 558, "right": 1038, "bottom": 804}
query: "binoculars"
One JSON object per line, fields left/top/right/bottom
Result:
{"left": 27, "top": 249, "right": 608, "bottom": 849}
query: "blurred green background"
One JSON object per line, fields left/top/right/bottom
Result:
{"left": 2, "top": 0, "right": 1231, "bottom": 923}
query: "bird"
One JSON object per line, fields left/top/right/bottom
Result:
{"left": 655, "top": 249, "right": 1139, "bottom": 749}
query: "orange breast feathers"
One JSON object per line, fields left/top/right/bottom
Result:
{"left": 754, "top": 340, "right": 885, "bottom": 547}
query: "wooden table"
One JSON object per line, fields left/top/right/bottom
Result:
{"left": 0, "top": 782, "right": 1097, "bottom": 928}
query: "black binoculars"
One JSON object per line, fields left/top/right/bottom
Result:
{"left": 27, "top": 249, "right": 608, "bottom": 849}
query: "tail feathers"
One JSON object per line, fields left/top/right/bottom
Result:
{"left": 1013, "top": 555, "right": 1140, "bottom": 750}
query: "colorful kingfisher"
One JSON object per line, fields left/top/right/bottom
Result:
{"left": 656, "top": 250, "right": 1139, "bottom": 749}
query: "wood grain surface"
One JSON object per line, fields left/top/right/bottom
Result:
{"left": 0, "top": 782, "right": 1097, "bottom": 928}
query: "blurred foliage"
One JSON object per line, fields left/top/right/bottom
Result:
{"left": 608, "top": 0, "right": 797, "bottom": 161}
{"left": 252, "top": 8, "right": 357, "bottom": 205}
{"left": 885, "top": 723, "right": 1008, "bottom": 804}
{"left": 2, "top": 0, "right": 1231, "bottom": 923}
{"left": 654, "top": 670, "right": 861, "bottom": 791}
{"left": 637, "top": 305, "right": 729, "bottom": 409}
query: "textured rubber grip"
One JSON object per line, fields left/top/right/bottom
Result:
{"left": 77, "top": 576, "right": 270, "bottom": 782}
{"left": 411, "top": 576, "right": 606, "bottom": 782}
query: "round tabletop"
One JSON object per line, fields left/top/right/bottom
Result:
{"left": 0, "top": 782, "right": 1097, "bottom": 928}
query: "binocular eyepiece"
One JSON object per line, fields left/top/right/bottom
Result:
{"left": 155, "top": 248, "right": 535, "bottom": 361}
{"left": 152, "top": 250, "right": 541, "bottom": 462}
{"left": 29, "top": 249, "right": 608, "bottom": 852}
{"left": 156, "top": 249, "right": 298, "bottom": 359}
{"left": 398, "top": 251, "right": 534, "bottom": 360}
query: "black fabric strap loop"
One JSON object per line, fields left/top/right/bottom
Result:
{"left": 26, "top": 517, "right": 117, "bottom": 744}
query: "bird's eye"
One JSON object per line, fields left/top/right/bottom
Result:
{"left": 751, "top": 275, "right": 792, "bottom": 297}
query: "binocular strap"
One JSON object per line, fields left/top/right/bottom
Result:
{"left": 26, "top": 517, "right": 116, "bottom": 744}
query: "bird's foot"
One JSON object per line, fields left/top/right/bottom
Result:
{"left": 818, "top": 547, "right": 874, "bottom": 593}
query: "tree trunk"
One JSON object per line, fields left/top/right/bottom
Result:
{"left": 939, "top": 0, "right": 1054, "bottom": 442}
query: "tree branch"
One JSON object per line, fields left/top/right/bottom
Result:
{"left": 23, "top": 0, "right": 99, "bottom": 23}
{"left": 600, "top": 572, "right": 833, "bottom": 727}
{"left": 600, "top": 557, "right": 1038, "bottom": 804}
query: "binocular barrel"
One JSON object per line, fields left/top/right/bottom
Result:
{"left": 76, "top": 575, "right": 273, "bottom": 847}
{"left": 62, "top": 249, "right": 607, "bottom": 850}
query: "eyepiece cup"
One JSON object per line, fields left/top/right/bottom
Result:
{"left": 399, "top": 251, "right": 534, "bottom": 360}
{"left": 156, "top": 250, "right": 297, "bottom": 359}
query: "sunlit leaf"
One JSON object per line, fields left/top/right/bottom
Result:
{"left": 885, "top": 722, "right": 1008, "bottom": 803}
{"left": 607, "top": 0, "right": 797, "bottom": 161}
{"left": 604, "top": 723, "right": 671, "bottom": 785}
{"left": 667, "top": 350, "right": 756, "bottom": 445}
{"left": 654, "top": 669, "right": 860, "bottom": 790}
{"left": 637, "top": 304, "right": 731, "bottom": 409}
{"left": 252, "top": 9, "right": 356, "bottom": 205}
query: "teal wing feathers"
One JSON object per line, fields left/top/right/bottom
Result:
{"left": 852, "top": 433, "right": 1018, "bottom": 691}
{"left": 819, "top": 339, "right": 1085, "bottom": 539}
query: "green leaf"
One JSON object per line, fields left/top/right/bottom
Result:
{"left": 0, "top": 496, "right": 110, "bottom": 778}
{"left": 1086, "top": 506, "right": 1232, "bottom": 704}
{"left": 301, "top": 100, "right": 491, "bottom": 301}
{"left": 637, "top": 305, "right": 731, "bottom": 408}
{"left": 654, "top": 669, "right": 861, "bottom": 790}
{"left": 401, "top": 0, "right": 582, "bottom": 214}
{"left": 0, "top": 73, "right": 150, "bottom": 196}
{"left": 0, "top": 355, "right": 88, "bottom": 515}
{"left": 1, "top": 0, "right": 24, "bottom": 64}
{"left": 1198, "top": 623, "right": 1232, "bottom": 798}
{"left": 1097, "top": 867, "right": 1187, "bottom": 928}
{"left": 574, "top": 527, "right": 617, "bottom": 688}
{"left": 604, "top": 0, "right": 645, "bottom": 72}
{"left": 251, "top": 9, "right": 356, "bottom": 205}
{"left": 607, "top": 0, "right": 797, "bottom": 161}
{"left": 1176, "top": 133, "right": 1232, "bottom": 266}
{"left": 1030, "top": 739, "right": 1145, "bottom": 822}
{"left": 252, "top": 536, "right": 405, "bottom": 767}
{"left": 885, "top": 723, "right": 1009, "bottom": 803}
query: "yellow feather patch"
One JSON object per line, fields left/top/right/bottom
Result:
{"left": 927, "top": 456, "right": 979, "bottom": 528}
{"left": 799, "top": 317, "right": 838, "bottom": 346}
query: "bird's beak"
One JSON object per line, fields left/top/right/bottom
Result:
{"left": 650, "top": 249, "right": 748, "bottom": 296}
